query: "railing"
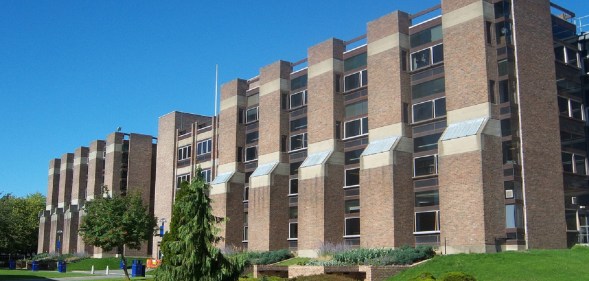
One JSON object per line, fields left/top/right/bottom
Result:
{"left": 575, "top": 15, "right": 589, "bottom": 34}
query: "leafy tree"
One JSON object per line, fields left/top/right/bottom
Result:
{"left": 155, "top": 168, "right": 245, "bottom": 281}
{"left": 79, "top": 187, "right": 157, "bottom": 280}
{"left": 0, "top": 192, "right": 45, "bottom": 256}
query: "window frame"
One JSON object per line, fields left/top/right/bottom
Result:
{"left": 343, "top": 69, "right": 368, "bottom": 92}
{"left": 201, "top": 168, "right": 212, "bottom": 183}
{"left": 244, "top": 146, "right": 258, "bottom": 163}
{"left": 289, "top": 132, "right": 308, "bottom": 152}
{"left": 344, "top": 217, "right": 361, "bottom": 238}
{"left": 560, "top": 97, "right": 585, "bottom": 121}
{"left": 344, "top": 167, "right": 360, "bottom": 188}
{"left": 290, "top": 90, "right": 308, "bottom": 109}
{"left": 410, "top": 43, "right": 444, "bottom": 71}
{"left": 288, "top": 222, "right": 298, "bottom": 240}
{"left": 289, "top": 178, "right": 299, "bottom": 196}
{"left": 414, "top": 210, "right": 440, "bottom": 234}
{"left": 177, "top": 145, "right": 191, "bottom": 161}
{"left": 412, "top": 97, "right": 446, "bottom": 123}
{"left": 562, "top": 152, "right": 588, "bottom": 175}
{"left": 176, "top": 174, "right": 190, "bottom": 189}
{"left": 245, "top": 107, "right": 259, "bottom": 123}
{"left": 196, "top": 139, "right": 212, "bottom": 155}
{"left": 343, "top": 117, "right": 368, "bottom": 140}
{"left": 242, "top": 225, "right": 248, "bottom": 242}
{"left": 413, "top": 154, "right": 438, "bottom": 177}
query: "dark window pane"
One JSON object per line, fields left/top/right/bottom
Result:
{"left": 344, "top": 72, "right": 361, "bottom": 91}
{"left": 345, "top": 199, "right": 360, "bottom": 214}
{"left": 246, "top": 131, "right": 259, "bottom": 144}
{"left": 413, "top": 102, "right": 434, "bottom": 122}
{"left": 415, "top": 212, "right": 438, "bottom": 232}
{"left": 245, "top": 146, "right": 257, "bottom": 161}
{"left": 566, "top": 210, "right": 577, "bottom": 231}
{"left": 575, "top": 155, "right": 586, "bottom": 175}
{"left": 502, "top": 141, "right": 514, "bottom": 164}
{"left": 555, "top": 46, "right": 565, "bottom": 62}
{"left": 289, "top": 207, "right": 298, "bottom": 219}
{"left": 411, "top": 48, "right": 431, "bottom": 70}
{"left": 361, "top": 70, "right": 367, "bottom": 86}
{"left": 345, "top": 100, "right": 368, "bottom": 118}
{"left": 414, "top": 133, "right": 442, "bottom": 152}
{"left": 290, "top": 117, "right": 308, "bottom": 131}
{"left": 498, "top": 60, "right": 509, "bottom": 76}
{"left": 570, "top": 100, "right": 583, "bottom": 119}
{"left": 414, "top": 155, "right": 436, "bottom": 176}
{"left": 432, "top": 44, "right": 444, "bottom": 64}
{"left": 345, "top": 149, "right": 364, "bottom": 165}
{"left": 412, "top": 77, "right": 445, "bottom": 99}
{"left": 345, "top": 119, "right": 362, "bottom": 138}
{"left": 415, "top": 191, "right": 439, "bottom": 207}
{"left": 558, "top": 97, "right": 569, "bottom": 116}
{"left": 410, "top": 25, "right": 442, "bottom": 48}
{"left": 246, "top": 107, "right": 258, "bottom": 123}
{"left": 290, "top": 162, "right": 302, "bottom": 175}
{"left": 345, "top": 218, "right": 360, "bottom": 236}
{"left": 434, "top": 98, "right": 446, "bottom": 117}
{"left": 344, "top": 53, "right": 367, "bottom": 72}
{"left": 562, "top": 152, "right": 573, "bottom": 173}
{"left": 501, "top": 119, "right": 511, "bottom": 137}
{"left": 290, "top": 134, "right": 307, "bottom": 151}
{"left": 361, "top": 117, "right": 368, "bottom": 135}
{"left": 499, "top": 80, "right": 510, "bottom": 103}
{"left": 291, "top": 74, "right": 307, "bottom": 90}
{"left": 289, "top": 179, "right": 298, "bottom": 194}
{"left": 290, "top": 91, "right": 306, "bottom": 108}
{"left": 345, "top": 168, "right": 360, "bottom": 187}
{"left": 289, "top": 223, "right": 298, "bottom": 239}
{"left": 566, "top": 47, "right": 578, "bottom": 66}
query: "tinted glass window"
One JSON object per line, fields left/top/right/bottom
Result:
{"left": 414, "top": 133, "right": 442, "bottom": 152}
{"left": 290, "top": 162, "right": 302, "bottom": 175}
{"left": 554, "top": 46, "right": 565, "bottom": 62}
{"left": 558, "top": 97, "right": 569, "bottom": 115}
{"left": 345, "top": 168, "right": 360, "bottom": 187}
{"left": 246, "top": 107, "right": 258, "bottom": 123}
{"left": 289, "top": 223, "right": 298, "bottom": 239}
{"left": 411, "top": 48, "right": 431, "bottom": 70}
{"left": 432, "top": 44, "right": 444, "bottom": 64}
{"left": 289, "top": 179, "right": 298, "bottom": 195}
{"left": 345, "top": 218, "right": 360, "bottom": 236}
{"left": 289, "top": 206, "right": 298, "bottom": 219}
{"left": 345, "top": 119, "right": 361, "bottom": 138}
{"left": 499, "top": 80, "right": 510, "bottom": 103}
{"left": 291, "top": 74, "right": 307, "bottom": 90}
{"left": 344, "top": 53, "right": 367, "bottom": 72}
{"left": 344, "top": 72, "right": 361, "bottom": 91}
{"left": 412, "top": 77, "right": 445, "bottom": 99}
{"left": 434, "top": 98, "right": 446, "bottom": 117}
{"left": 290, "top": 91, "right": 306, "bottom": 108}
{"left": 414, "top": 155, "right": 436, "bottom": 176}
{"left": 413, "top": 102, "right": 433, "bottom": 122}
{"left": 245, "top": 146, "right": 257, "bottom": 161}
{"left": 576, "top": 155, "right": 586, "bottom": 175}
{"left": 562, "top": 152, "right": 573, "bottom": 173}
{"left": 410, "top": 25, "right": 442, "bottom": 48}
{"left": 415, "top": 190, "right": 439, "bottom": 207}
{"left": 570, "top": 100, "right": 583, "bottom": 119}
{"left": 345, "top": 100, "right": 368, "bottom": 118}
{"left": 290, "top": 117, "right": 307, "bottom": 131}
{"left": 415, "top": 212, "right": 438, "bottom": 232}
{"left": 290, "top": 134, "right": 307, "bottom": 151}
{"left": 345, "top": 149, "right": 364, "bottom": 165}
{"left": 345, "top": 199, "right": 360, "bottom": 214}
{"left": 246, "top": 131, "right": 259, "bottom": 144}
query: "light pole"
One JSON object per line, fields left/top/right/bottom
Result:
{"left": 56, "top": 230, "right": 63, "bottom": 254}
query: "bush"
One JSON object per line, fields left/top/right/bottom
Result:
{"left": 439, "top": 272, "right": 476, "bottom": 281}
{"left": 410, "top": 272, "right": 436, "bottom": 281}
{"left": 571, "top": 244, "right": 589, "bottom": 250}
{"left": 239, "top": 249, "right": 293, "bottom": 265}
{"left": 330, "top": 246, "right": 434, "bottom": 266}
{"left": 292, "top": 274, "right": 361, "bottom": 281}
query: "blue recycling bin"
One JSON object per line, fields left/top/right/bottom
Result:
{"left": 131, "top": 259, "right": 145, "bottom": 277}
{"left": 31, "top": 261, "right": 39, "bottom": 271}
{"left": 120, "top": 259, "right": 125, "bottom": 269}
{"left": 57, "top": 261, "right": 66, "bottom": 273}
{"left": 8, "top": 260, "right": 16, "bottom": 270}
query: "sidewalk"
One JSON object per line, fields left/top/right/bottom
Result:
{"left": 1, "top": 269, "right": 132, "bottom": 281}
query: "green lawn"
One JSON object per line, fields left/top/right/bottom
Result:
{"left": 275, "top": 257, "right": 311, "bottom": 266}
{"left": 0, "top": 269, "right": 90, "bottom": 279}
{"left": 66, "top": 257, "right": 151, "bottom": 271}
{"left": 388, "top": 247, "right": 589, "bottom": 281}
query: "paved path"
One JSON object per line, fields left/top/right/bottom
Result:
{"left": 1, "top": 270, "right": 133, "bottom": 281}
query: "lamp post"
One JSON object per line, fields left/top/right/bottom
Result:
{"left": 56, "top": 230, "right": 63, "bottom": 254}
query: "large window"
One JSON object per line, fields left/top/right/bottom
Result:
{"left": 344, "top": 53, "right": 367, "bottom": 72}
{"left": 410, "top": 25, "right": 442, "bottom": 48}
{"left": 414, "top": 211, "right": 440, "bottom": 233}
{"left": 246, "top": 131, "right": 259, "bottom": 144}
{"left": 562, "top": 152, "right": 587, "bottom": 175}
{"left": 344, "top": 217, "right": 360, "bottom": 237}
{"left": 345, "top": 100, "right": 368, "bottom": 118}
{"left": 411, "top": 44, "right": 444, "bottom": 71}
{"left": 412, "top": 77, "right": 445, "bottom": 100}
{"left": 176, "top": 174, "right": 190, "bottom": 189}
{"left": 344, "top": 117, "right": 368, "bottom": 139}
{"left": 289, "top": 178, "right": 298, "bottom": 195}
{"left": 345, "top": 149, "right": 364, "bottom": 165}
{"left": 289, "top": 222, "right": 298, "bottom": 240}
{"left": 290, "top": 90, "right": 308, "bottom": 109}
{"left": 197, "top": 139, "right": 212, "bottom": 155}
{"left": 345, "top": 199, "right": 360, "bottom": 214}
{"left": 558, "top": 97, "right": 584, "bottom": 120}
{"left": 414, "top": 155, "right": 438, "bottom": 177}
{"left": 345, "top": 168, "right": 360, "bottom": 188}
{"left": 291, "top": 74, "right": 307, "bottom": 90}
{"left": 201, "top": 168, "right": 212, "bottom": 183}
{"left": 245, "top": 107, "right": 259, "bottom": 123}
{"left": 413, "top": 98, "right": 446, "bottom": 123}
{"left": 290, "top": 133, "right": 308, "bottom": 152}
{"left": 178, "top": 145, "right": 191, "bottom": 161}
{"left": 415, "top": 190, "right": 439, "bottom": 207}
{"left": 245, "top": 146, "right": 258, "bottom": 162}
{"left": 344, "top": 70, "right": 367, "bottom": 92}
{"left": 506, "top": 204, "right": 523, "bottom": 228}
{"left": 290, "top": 117, "right": 307, "bottom": 132}
{"left": 414, "top": 133, "right": 442, "bottom": 152}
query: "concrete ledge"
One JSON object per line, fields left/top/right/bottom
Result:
{"left": 254, "top": 264, "right": 412, "bottom": 281}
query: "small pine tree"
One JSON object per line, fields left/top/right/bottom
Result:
{"left": 155, "top": 168, "right": 245, "bottom": 281}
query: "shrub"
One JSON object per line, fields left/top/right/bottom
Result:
{"left": 241, "top": 249, "right": 293, "bottom": 265}
{"left": 439, "top": 272, "right": 476, "bottom": 281}
{"left": 292, "top": 274, "right": 361, "bottom": 281}
{"left": 318, "top": 242, "right": 352, "bottom": 256}
{"left": 330, "top": 246, "right": 434, "bottom": 266}
{"left": 571, "top": 244, "right": 589, "bottom": 250}
{"left": 410, "top": 272, "right": 436, "bottom": 281}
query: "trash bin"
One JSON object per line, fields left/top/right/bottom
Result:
{"left": 131, "top": 260, "right": 138, "bottom": 277}
{"left": 131, "top": 260, "right": 145, "bottom": 277}
{"left": 120, "top": 259, "right": 125, "bottom": 269}
{"left": 31, "top": 261, "right": 39, "bottom": 271}
{"left": 57, "top": 261, "right": 66, "bottom": 273}
{"left": 8, "top": 260, "right": 16, "bottom": 270}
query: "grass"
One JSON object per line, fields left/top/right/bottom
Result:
{"left": 66, "top": 256, "right": 151, "bottom": 271}
{"left": 0, "top": 269, "right": 91, "bottom": 279}
{"left": 275, "top": 257, "right": 311, "bottom": 266}
{"left": 388, "top": 247, "right": 589, "bottom": 281}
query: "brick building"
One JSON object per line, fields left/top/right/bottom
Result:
{"left": 38, "top": 132, "right": 157, "bottom": 257}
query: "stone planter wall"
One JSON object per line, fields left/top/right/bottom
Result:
{"left": 254, "top": 264, "right": 412, "bottom": 281}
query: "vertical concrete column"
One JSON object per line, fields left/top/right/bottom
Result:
{"left": 249, "top": 61, "right": 292, "bottom": 251}
{"left": 39, "top": 159, "right": 60, "bottom": 253}
{"left": 125, "top": 133, "right": 156, "bottom": 256}
{"left": 298, "top": 38, "right": 345, "bottom": 257}
{"left": 438, "top": 0, "right": 505, "bottom": 253}
{"left": 37, "top": 210, "right": 51, "bottom": 253}
{"left": 104, "top": 132, "right": 125, "bottom": 196}
{"left": 49, "top": 208, "right": 64, "bottom": 253}
{"left": 210, "top": 79, "right": 247, "bottom": 249}
{"left": 63, "top": 147, "right": 89, "bottom": 254}
{"left": 58, "top": 153, "right": 74, "bottom": 209}
{"left": 360, "top": 11, "right": 414, "bottom": 248}
{"left": 512, "top": 0, "right": 566, "bottom": 248}
{"left": 86, "top": 140, "right": 106, "bottom": 200}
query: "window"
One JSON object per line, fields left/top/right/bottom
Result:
{"left": 290, "top": 133, "right": 308, "bottom": 151}
{"left": 245, "top": 146, "right": 257, "bottom": 162}
{"left": 246, "top": 107, "right": 259, "bottom": 123}
{"left": 345, "top": 100, "right": 368, "bottom": 118}
{"left": 289, "top": 178, "right": 298, "bottom": 195}
{"left": 344, "top": 117, "right": 368, "bottom": 139}
{"left": 178, "top": 145, "right": 191, "bottom": 161}
{"left": 506, "top": 204, "right": 523, "bottom": 228}
{"left": 246, "top": 131, "right": 259, "bottom": 144}
{"left": 344, "top": 53, "right": 367, "bottom": 72}
{"left": 410, "top": 44, "right": 443, "bottom": 71}
{"left": 344, "top": 70, "right": 367, "bottom": 92}
{"left": 503, "top": 141, "right": 515, "bottom": 164}
{"left": 414, "top": 133, "right": 442, "bottom": 152}
{"left": 243, "top": 186, "right": 249, "bottom": 202}
{"left": 247, "top": 94, "right": 259, "bottom": 107}
{"left": 498, "top": 59, "right": 509, "bottom": 76}
{"left": 290, "top": 90, "right": 308, "bottom": 109}
{"left": 499, "top": 80, "right": 510, "bottom": 103}
{"left": 566, "top": 210, "right": 577, "bottom": 231}
{"left": 410, "top": 25, "right": 442, "bottom": 48}
{"left": 201, "top": 168, "right": 212, "bottom": 183}
{"left": 562, "top": 152, "right": 587, "bottom": 175}
{"left": 412, "top": 98, "right": 446, "bottom": 123}
{"left": 558, "top": 97, "right": 585, "bottom": 120}
{"left": 415, "top": 211, "right": 440, "bottom": 233}
{"left": 415, "top": 190, "right": 439, "bottom": 207}
{"left": 345, "top": 149, "right": 364, "bottom": 165}
{"left": 561, "top": 131, "right": 586, "bottom": 151}
{"left": 345, "top": 168, "right": 360, "bottom": 187}
{"left": 344, "top": 217, "right": 360, "bottom": 237}
{"left": 501, "top": 119, "right": 511, "bottom": 137}
{"left": 289, "top": 206, "right": 298, "bottom": 219}
{"left": 555, "top": 46, "right": 580, "bottom": 67}
{"left": 291, "top": 74, "right": 307, "bottom": 90}
{"left": 197, "top": 139, "right": 212, "bottom": 155}
{"left": 290, "top": 162, "right": 302, "bottom": 175}
{"left": 412, "top": 77, "right": 445, "bottom": 99}
{"left": 243, "top": 226, "right": 248, "bottom": 242}
{"left": 290, "top": 117, "right": 308, "bottom": 131}
{"left": 414, "top": 155, "right": 437, "bottom": 177}
{"left": 289, "top": 222, "right": 298, "bottom": 240}
{"left": 345, "top": 199, "right": 360, "bottom": 214}
{"left": 495, "top": 21, "right": 512, "bottom": 45}
{"left": 176, "top": 174, "right": 190, "bottom": 189}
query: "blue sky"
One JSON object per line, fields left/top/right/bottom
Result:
{"left": 1, "top": 1, "right": 588, "bottom": 197}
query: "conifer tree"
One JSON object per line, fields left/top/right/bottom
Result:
{"left": 155, "top": 168, "right": 244, "bottom": 281}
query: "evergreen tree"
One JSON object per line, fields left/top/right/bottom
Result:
{"left": 155, "top": 168, "right": 244, "bottom": 281}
